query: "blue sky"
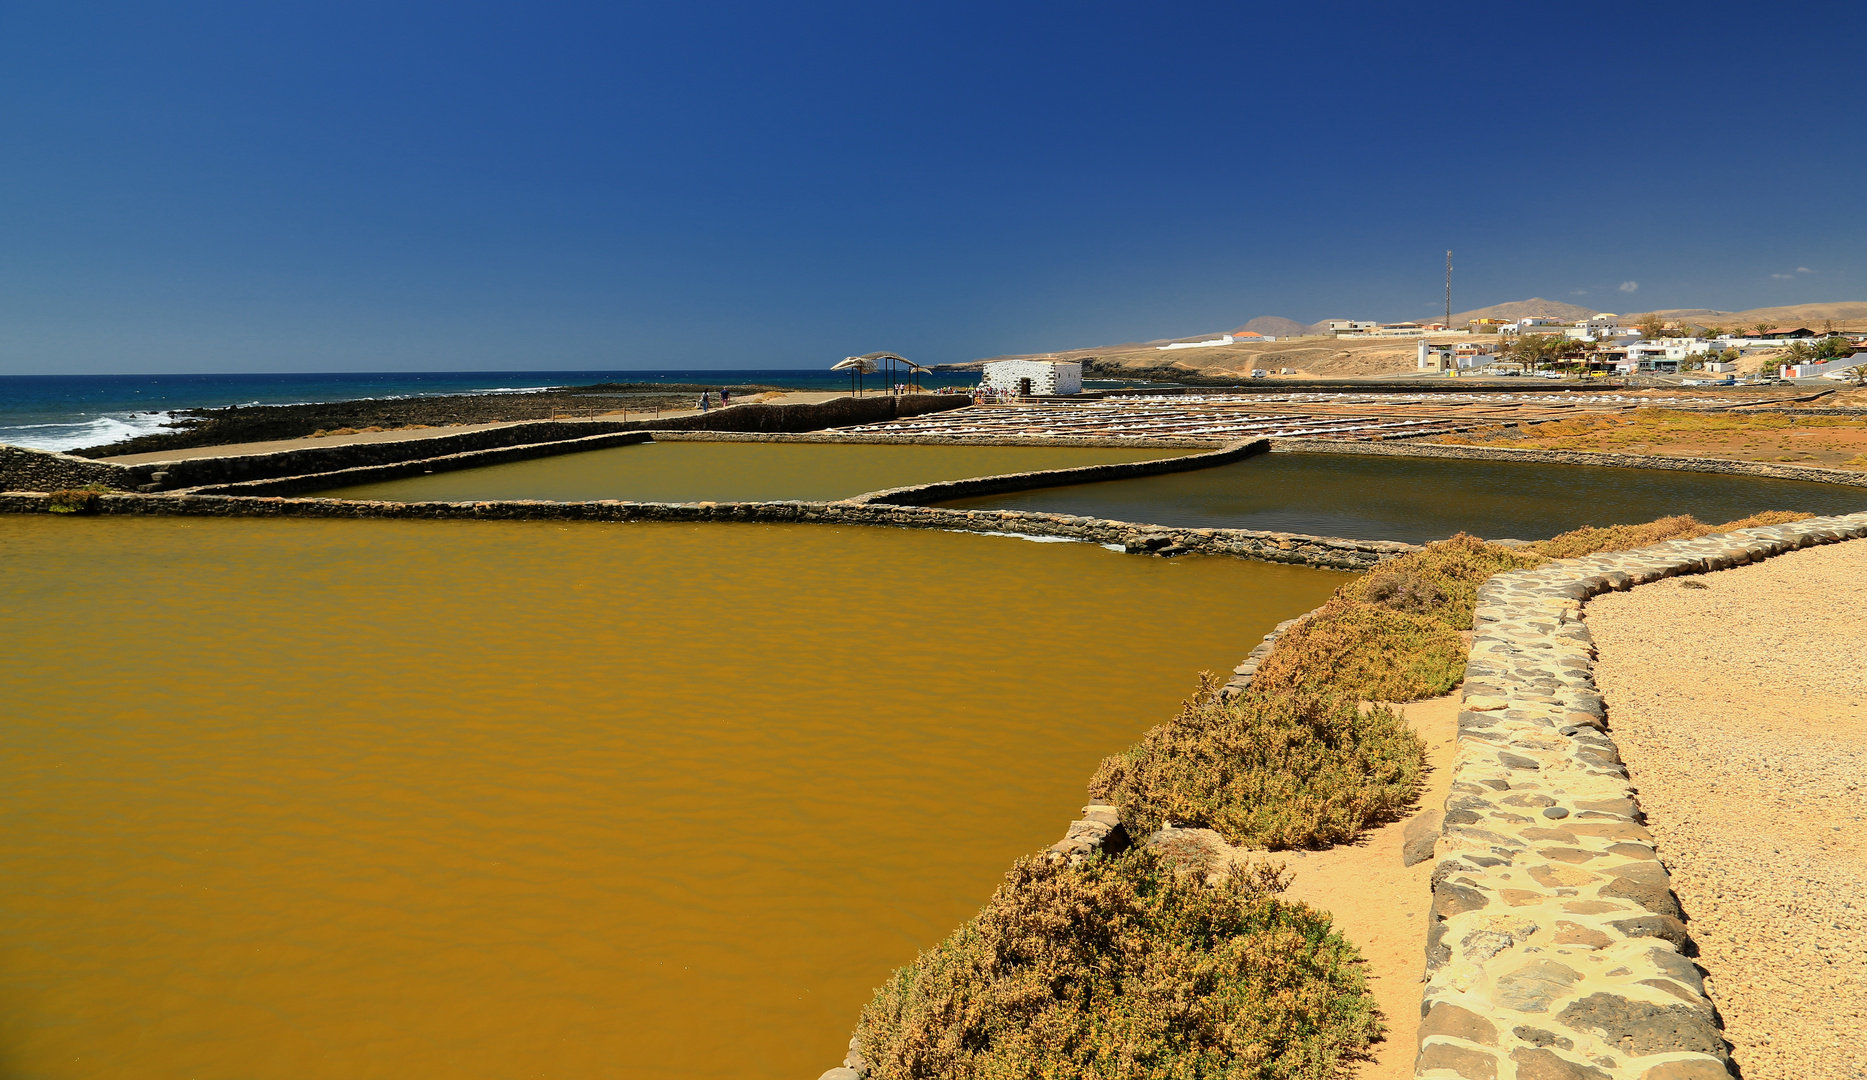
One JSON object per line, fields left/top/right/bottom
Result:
{"left": 2, "top": 1, "right": 1862, "bottom": 374}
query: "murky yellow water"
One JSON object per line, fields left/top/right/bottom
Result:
{"left": 318, "top": 441, "right": 1188, "bottom": 502}
{"left": 0, "top": 516, "right": 1345, "bottom": 1079}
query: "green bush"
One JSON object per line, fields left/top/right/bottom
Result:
{"left": 1087, "top": 679, "right": 1422, "bottom": 849}
{"left": 856, "top": 848, "right": 1379, "bottom": 1080}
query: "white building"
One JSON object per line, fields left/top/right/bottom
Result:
{"left": 1783, "top": 355, "right": 1864, "bottom": 379}
{"left": 1157, "top": 334, "right": 1234, "bottom": 350}
{"left": 981, "top": 359, "right": 1083, "bottom": 396}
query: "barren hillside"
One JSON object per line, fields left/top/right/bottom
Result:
{"left": 962, "top": 335, "right": 1428, "bottom": 380}
{"left": 1622, "top": 301, "right": 1867, "bottom": 331}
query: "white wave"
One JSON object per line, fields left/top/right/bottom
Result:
{"left": 0, "top": 412, "right": 179, "bottom": 453}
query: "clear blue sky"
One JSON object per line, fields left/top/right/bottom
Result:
{"left": 3, "top": 1, "right": 1862, "bottom": 374}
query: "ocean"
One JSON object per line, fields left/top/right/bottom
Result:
{"left": 0, "top": 369, "right": 992, "bottom": 453}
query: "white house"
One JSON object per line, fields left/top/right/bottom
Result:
{"left": 982, "top": 360, "right": 1083, "bottom": 396}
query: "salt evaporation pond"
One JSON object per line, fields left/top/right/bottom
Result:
{"left": 937, "top": 451, "right": 1867, "bottom": 543}
{"left": 318, "top": 440, "right": 1188, "bottom": 502}
{"left": 0, "top": 515, "right": 1346, "bottom": 1079}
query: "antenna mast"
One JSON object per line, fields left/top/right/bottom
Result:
{"left": 1445, "top": 250, "right": 1453, "bottom": 329}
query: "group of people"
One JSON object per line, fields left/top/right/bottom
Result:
{"left": 695, "top": 390, "right": 732, "bottom": 412}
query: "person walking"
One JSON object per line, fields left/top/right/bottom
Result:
{"left": 698, "top": 391, "right": 710, "bottom": 413}
{"left": 720, "top": 389, "right": 731, "bottom": 407}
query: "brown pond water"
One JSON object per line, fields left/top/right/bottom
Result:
{"left": 317, "top": 441, "right": 1188, "bottom": 502}
{"left": 0, "top": 516, "right": 1345, "bottom": 1079}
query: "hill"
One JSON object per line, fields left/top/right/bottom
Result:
{"left": 1230, "top": 316, "right": 1312, "bottom": 338}
{"left": 1448, "top": 298, "right": 1599, "bottom": 324}
{"left": 1619, "top": 301, "right": 1867, "bottom": 330}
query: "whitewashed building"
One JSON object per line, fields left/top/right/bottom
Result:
{"left": 981, "top": 360, "right": 1083, "bottom": 396}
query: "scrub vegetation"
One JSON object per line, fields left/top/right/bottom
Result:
{"left": 45, "top": 484, "right": 111, "bottom": 514}
{"left": 856, "top": 849, "right": 1379, "bottom": 1080}
{"left": 1431, "top": 406, "right": 1867, "bottom": 468}
{"left": 1087, "top": 680, "right": 1422, "bottom": 849}
{"left": 1523, "top": 510, "right": 1813, "bottom": 559}
{"left": 857, "top": 512, "right": 1824, "bottom": 1078}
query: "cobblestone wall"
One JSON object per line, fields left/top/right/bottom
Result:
{"left": 1416, "top": 512, "right": 1867, "bottom": 1080}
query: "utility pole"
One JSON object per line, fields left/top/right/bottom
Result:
{"left": 1445, "top": 250, "right": 1453, "bottom": 330}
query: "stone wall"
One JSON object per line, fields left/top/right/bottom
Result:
{"left": 185, "top": 431, "right": 657, "bottom": 497}
{"left": 1, "top": 395, "right": 974, "bottom": 494}
{"left": 0, "top": 491, "right": 1415, "bottom": 571}
{"left": 650, "top": 431, "right": 1225, "bottom": 449}
{"left": 1273, "top": 437, "right": 1867, "bottom": 489}
{"left": 1414, "top": 511, "right": 1867, "bottom": 1080}
{"left": 847, "top": 440, "right": 1263, "bottom": 505}
{"left": 0, "top": 445, "right": 150, "bottom": 492}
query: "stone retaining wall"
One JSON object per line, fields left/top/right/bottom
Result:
{"left": 650, "top": 431, "right": 1226, "bottom": 449}
{"left": 1274, "top": 437, "right": 1867, "bottom": 488}
{"left": 847, "top": 439, "right": 1263, "bottom": 505}
{"left": 0, "top": 491, "right": 1414, "bottom": 570}
{"left": 1415, "top": 511, "right": 1867, "bottom": 1080}
{"left": 184, "top": 431, "right": 657, "bottom": 497}
{"left": 0, "top": 395, "right": 973, "bottom": 494}
{"left": 0, "top": 444, "right": 150, "bottom": 492}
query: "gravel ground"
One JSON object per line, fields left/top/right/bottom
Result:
{"left": 1588, "top": 539, "right": 1867, "bottom": 1080}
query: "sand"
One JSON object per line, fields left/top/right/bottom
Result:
{"left": 1586, "top": 540, "right": 1867, "bottom": 1080}
{"left": 1276, "top": 692, "right": 1459, "bottom": 1079}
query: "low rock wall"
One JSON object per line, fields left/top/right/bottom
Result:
{"left": 0, "top": 395, "right": 973, "bottom": 494}
{"left": 0, "top": 445, "right": 149, "bottom": 492}
{"left": 0, "top": 492, "right": 1414, "bottom": 570}
{"left": 848, "top": 440, "right": 1263, "bottom": 505}
{"left": 650, "top": 431, "right": 1225, "bottom": 449}
{"left": 1414, "top": 511, "right": 1867, "bottom": 1080}
{"left": 1274, "top": 437, "right": 1867, "bottom": 488}
{"left": 186, "top": 431, "right": 657, "bottom": 496}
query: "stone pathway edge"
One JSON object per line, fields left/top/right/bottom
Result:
{"left": 1416, "top": 511, "right": 1867, "bottom": 1080}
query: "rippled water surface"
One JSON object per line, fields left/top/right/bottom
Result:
{"left": 318, "top": 441, "right": 1187, "bottom": 502}
{"left": 937, "top": 451, "right": 1867, "bottom": 542}
{"left": 0, "top": 516, "right": 1345, "bottom": 1079}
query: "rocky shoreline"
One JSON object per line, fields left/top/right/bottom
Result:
{"left": 65, "top": 382, "right": 794, "bottom": 458}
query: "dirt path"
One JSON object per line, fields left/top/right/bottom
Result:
{"left": 1586, "top": 540, "right": 1867, "bottom": 1080}
{"left": 1276, "top": 693, "right": 1458, "bottom": 1079}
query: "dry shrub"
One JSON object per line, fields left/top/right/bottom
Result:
{"left": 1338, "top": 533, "right": 1543, "bottom": 630}
{"left": 856, "top": 848, "right": 1380, "bottom": 1080}
{"left": 1716, "top": 510, "right": 1815, "bottom": 530}
{"left": 46, "top": 483, "right": 111, "bottom": 514}
{"left": 1525, "top": 511, "right": 1814, "bottom": 559}
{"left": 1087, "top": 677, "right": 1422, "bottom": 849}
{"left": 1247, "top": 600, "right": 1468, "bottom": 703}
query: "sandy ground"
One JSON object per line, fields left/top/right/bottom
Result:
{"left": 1276, "top": 692, "right": 1459, "bottom": 1079}
{"left": 1587, "top": 540, "right": 1867, "bottom": 1080}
